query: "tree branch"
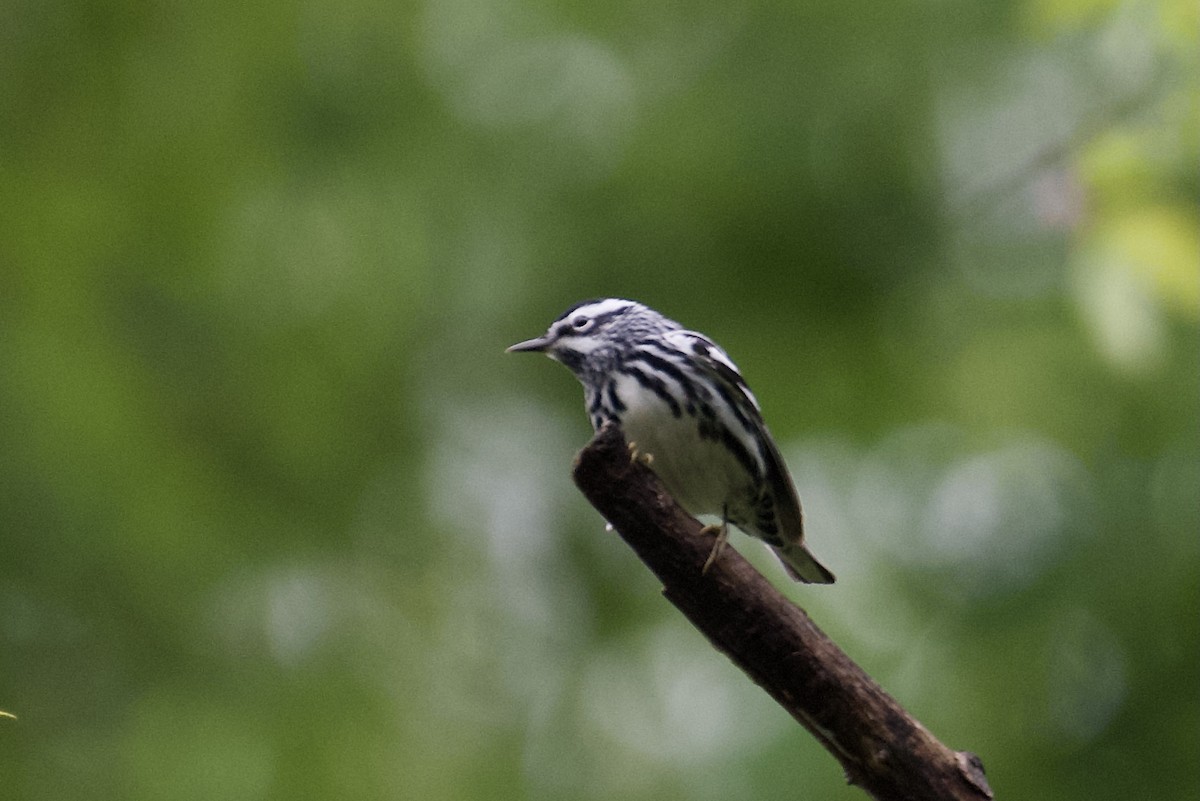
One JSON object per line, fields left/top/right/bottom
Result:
{"left": 572, "top": 423, "right": 994, "bottom": 801}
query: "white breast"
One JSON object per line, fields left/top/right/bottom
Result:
{"left": 611, "top": 372, "right": 749, "bottom": 518}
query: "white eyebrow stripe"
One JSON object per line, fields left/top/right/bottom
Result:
{"left": 560, "top": 298, "right": 639, "bottom": 322}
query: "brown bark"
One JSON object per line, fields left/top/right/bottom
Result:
{"left": 572, "top": 422, "right": 994, "bottom": 801}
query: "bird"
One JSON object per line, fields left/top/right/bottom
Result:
{"left": 507, "top": 298, "right": 834, "bottom": 584}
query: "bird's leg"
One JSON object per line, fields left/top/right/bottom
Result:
{"left": 627, "top": 440, "right": 654, "bottom": 466}
{"left": 701, "top": 507, "right": 730, "bottom": 574}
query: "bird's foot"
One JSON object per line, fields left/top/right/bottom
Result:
{"left": 627, "top": 441, "right": 654, "bottom": 466}
{"left": 700, "top": 522, "right": 729, "bottom": 574}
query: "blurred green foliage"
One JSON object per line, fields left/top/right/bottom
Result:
{"left": 1, "top": 0, "right": 1197, "bottom": 799}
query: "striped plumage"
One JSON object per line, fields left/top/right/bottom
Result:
{"left": 508, "top": 298, "right": 834, "bottom": 584}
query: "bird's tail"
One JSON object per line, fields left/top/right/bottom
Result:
{"left": 773, "top": 542, "right": 836, "bottom": 584}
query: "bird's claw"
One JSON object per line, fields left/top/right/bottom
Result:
{"left": 627, "top": 441, "right": 654, "bottom": 466}
{"left": 700, "top": 522, "right": 729, "bottom": 574}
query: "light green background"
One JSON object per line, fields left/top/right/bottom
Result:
{"left": 1, "top": 1, "right": 1197, "bottom": 799}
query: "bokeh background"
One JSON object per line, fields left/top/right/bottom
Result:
{"left": 1, "top": 0, "right": 1197, "bottom": 799}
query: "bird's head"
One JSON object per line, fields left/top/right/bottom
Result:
{"left": 507, "top": 298, "right": 674, "bottom": 375}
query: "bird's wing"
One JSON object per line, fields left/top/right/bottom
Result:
{"left": 666, "top": 330, "right": 762, "bottom": 412}
{"left": 666, "top": 330, "right": 806, "bottom": 545}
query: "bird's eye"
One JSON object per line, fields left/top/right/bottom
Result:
{"left": 572, "top": 315, "right": 592, "bottom": 331}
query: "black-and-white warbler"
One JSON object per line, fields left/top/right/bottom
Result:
{"left": 508, "top": 298, "right": 835, "bottom": 584}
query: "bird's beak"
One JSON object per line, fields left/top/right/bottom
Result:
{"left": 506, "top": 335, "right": 553, "bottom": 353}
